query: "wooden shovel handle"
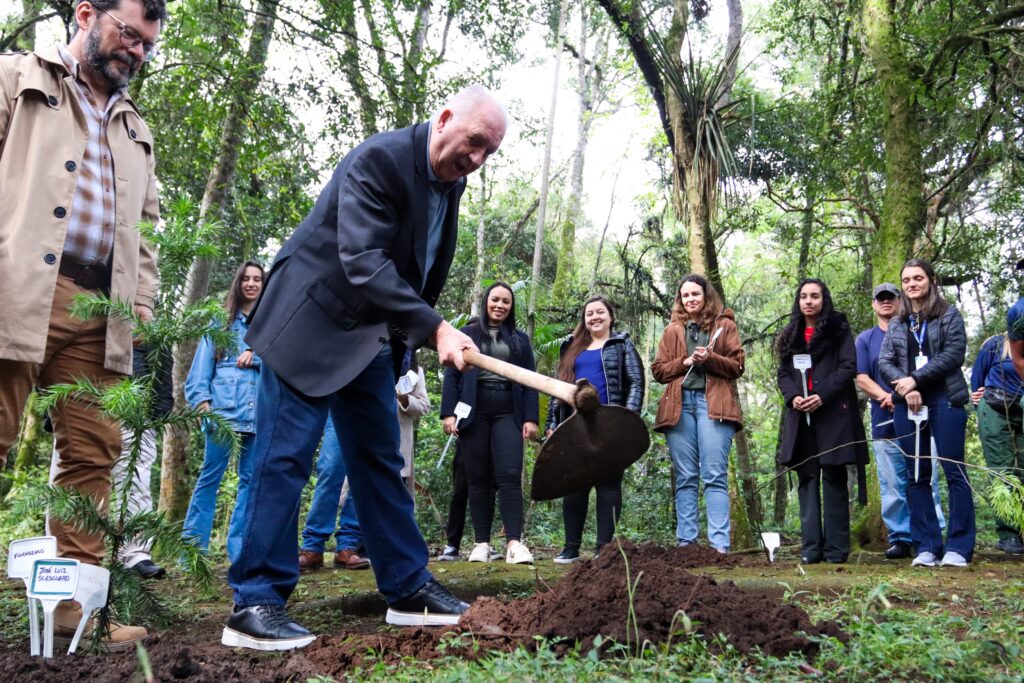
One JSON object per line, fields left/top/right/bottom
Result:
{"left": 462, "top": 349, "right": 578, "bottom": 406}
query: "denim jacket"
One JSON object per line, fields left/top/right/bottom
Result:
{"left": 185, "top": 313, "right": 261, "bottom": 433}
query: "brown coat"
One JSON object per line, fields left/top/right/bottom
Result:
{"left": 0, "top": 47, "right": 159, "bottom": 375}
{"left": 652, "top": 309, "right": 745, "bottom": 431}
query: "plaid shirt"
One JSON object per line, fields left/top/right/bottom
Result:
{"left": 57, "top": 46, "right": 123, "bottom": 267}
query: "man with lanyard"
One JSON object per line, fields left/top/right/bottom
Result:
{"left": 223, "top": 85, "right": 507, "bottom": 651}
{"left": 856, "top": 284, "right": 944, "bottom": 559}
{"left": 0, "top": 0, "right": 164, "bottom": 648}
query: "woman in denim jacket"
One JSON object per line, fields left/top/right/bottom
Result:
{"left": 183, "top": 261, "right": 265, "bottom": 562}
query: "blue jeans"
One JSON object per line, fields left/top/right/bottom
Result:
{"left": 664, "top": 390, "right": 736, "bottom": 551}
{"left": 228, "top": 348, "right": 431, "bottom": 606}
{"left": 182, "top": 430, "right": 255, "bottom": 563}
{"left": 893, "top": 401, "right": 975, "bottom": 560}
{"left": 301, "top": 417, "right": 363, "bottom": 553}
{"left": 874, "top": 436, "right": 946, "bottom": 544}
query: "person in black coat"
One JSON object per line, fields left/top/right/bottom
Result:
{"left": 441, "top": 282, "right": 539, "bottom": 564}
{"left": 545, "top": 296, "right": 645, "bottom": 563}
{"left": 776, "top": 279, "right": 868, "bottom": 564}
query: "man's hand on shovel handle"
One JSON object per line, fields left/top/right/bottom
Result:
{"left": 434, "top": 321, "right": 478, "bottom": 370}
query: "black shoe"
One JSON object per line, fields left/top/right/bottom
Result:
{"left": 385, "top": 579, "right": 469, "bottom": 626}
{"left": 221, "top": 604, "right": 315, "bottom": 651}
{"left": 885, "top": 541, "right": 912, "bottom": 559}
{"left": 825, "top": 556, "right": 847, "bottom": 564}
{"left": 801, "top": 555, "right": 822, "bottom": 564}
{"left": 553, "top": 547, "right": 580, "bottom": 564}
{"left": 131, "top": 559, "right": 166, "bottom": 580}
{"left": 996, "top": 537, "right": 1024, "bottom": 555}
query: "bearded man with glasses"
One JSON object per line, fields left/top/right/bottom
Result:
{"left": 0, "top": 0, "right": 166, "bottom": 650}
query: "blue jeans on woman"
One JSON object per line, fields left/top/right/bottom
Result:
{"left": 301, "top": 418, "right": 363, "bottom": 553}
{"left": 874, "top": 437, "right": 946, "bottom": 545}
{"left": 893, "top": 400, "right": 975, "bottom": 560}
{"left": 182, "top": 430, "right": 255, "bottom": 563}
{"left": 664, "top": 390, "right": 737, "bottom": 551}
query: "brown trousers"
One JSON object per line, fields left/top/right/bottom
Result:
{"left": 0, "top": 275, "right": 122, "bottom": 565}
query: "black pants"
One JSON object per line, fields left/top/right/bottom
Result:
{"left": 444, "top": 443, "right": 469, "bottom": 548}
{"left": 459, "top": 384, "right": 525, "bottom": 542}
{"left": 793, "top": 422, "right": 849, "bottom": 561}
{"left": 562, "top": 474, "right": 623, "bottom": 551}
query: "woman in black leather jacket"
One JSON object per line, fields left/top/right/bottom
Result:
{"left": 545, "top": 296, "right": 645, "bottom": 563}
{"left": 879, "top": 258, "right": 974, "bottom": 568}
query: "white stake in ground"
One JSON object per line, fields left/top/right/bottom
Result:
{"left": 792, "top": 354, "right": 813, "bottom": 426}
{"left": 436, "top": 402, "right": 472, "bottom": 469}
{"left": 909, "top": 405, "right": 929, "bottom": 482}
{"left": 6, "top": 536, "right": 58, "bottom": 656}
{"left": 66, "top": 563, "right": 110, "bottom": 654}
{"left": 26, "top": 558, "right": 79, "bottom": 658}
{"left": 760, "top": 532, "right": 781, "bottom": 563}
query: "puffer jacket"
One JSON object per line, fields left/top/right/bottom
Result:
{"left": 545, "top": 332, "right": 645, "bottom": 431}
{"left": 879, "top": 306, "right": 968, "bottom": 406}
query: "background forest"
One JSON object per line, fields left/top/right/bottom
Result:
{"left": 1, "top": 0, "right": 1023, "bottom": 561}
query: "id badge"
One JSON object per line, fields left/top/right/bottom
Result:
{"left": 914, "top": 354, "right": 928, "bottom": 370}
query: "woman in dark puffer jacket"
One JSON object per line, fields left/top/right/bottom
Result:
{"left": 546, "top": 296, "right": 645, "bottom": 563}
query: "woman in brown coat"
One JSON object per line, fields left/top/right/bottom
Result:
{"left": 652, "top": 275, "right": 744, "bottom": 552}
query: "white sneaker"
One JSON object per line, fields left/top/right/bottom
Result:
{"left": 940, "top": 551, "right": 968, "bottom": 567}
{"left": 506, "top": 540, "right": 534, "bottom": 565}
{"left": 468, "top": 542, "right": 492, "bottom": 563}
{"left": 911, "top": 551, "right": 937, "bottom": 567}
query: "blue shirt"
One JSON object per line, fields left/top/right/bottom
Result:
{"left": 424, "top": 125, "right": 455, "bottom": 289}
{"left": 184, "top": 313, "right": 261, "bottom": 433}
{"left": 971, "top": 335, "right": 1024, "bottom": 398}
{"left": 855, "top": 325, "right": 896, "bottom": 439}
{"left": 574, "top": 348, "right": 609, "bottom": 404}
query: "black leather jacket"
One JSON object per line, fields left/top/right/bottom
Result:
{"left": 879, "top": 306, "right": 969, "bottom": 406}
{"left": 545, "top": 332, "right": 645, "bottom": 431}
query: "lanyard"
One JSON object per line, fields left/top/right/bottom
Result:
{"left": 910, "top": 317, "right": 927, "bottom": 349}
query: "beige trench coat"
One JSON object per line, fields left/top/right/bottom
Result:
{"left": 0, "top": 47, "right": 159, "bottom": 375}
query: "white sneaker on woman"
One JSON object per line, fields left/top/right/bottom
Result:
{"left": 505, "top": 540, "right": 534, "bottom": 565}
{"left": 911, "top": 551, "right": 937, "bottom": 567}
{"left": 468, "top": 542, "right": 492, "bottom": 563}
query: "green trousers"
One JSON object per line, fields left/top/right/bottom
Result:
{"left": 977, "top": 398, "right": 1024, "bottom": 540}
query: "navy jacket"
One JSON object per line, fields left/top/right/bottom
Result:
{"left": 246, "top": 122, "right": 465, "bottom": 396}
{"left": 440, "top": 323, "right": 540, "bottom": 430}
{"left": 879, "top": 306, "right": 968, "bottom": 406}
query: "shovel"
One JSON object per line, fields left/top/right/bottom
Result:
{"left": 760, "top": 532, "right": 781, "bottom": 563}
{"left": 908, "top": 405, "right": 928, "bottom": 482}
{"left": 462, "top": 349, "right": 650, "bottom": 501}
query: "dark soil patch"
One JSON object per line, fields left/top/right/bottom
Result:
{"left": 0, "top": 543, "right": 841, "bottom": 681}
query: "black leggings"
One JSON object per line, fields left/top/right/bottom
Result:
{"left": 562, "top": 474, "right": 623, "bottom": 551}
{"left": 444, "top": 444, "right": 469, "bottom": 548}
{"left": 793, "top": 421, "right": 850, "bottom": 561}
{"left": 459, "top": 384, "right": 525, "bottom": 542}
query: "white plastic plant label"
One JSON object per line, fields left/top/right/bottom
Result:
{"left": 909, "top": 405, "right": 929, "bottom": 423}
{"left": 7, "top": 536, "right": 57, "bottom": 580}
{"left": 792, "top": 354, "right": 813, "bottom": 371}
{"left": 67, "top": 563, "right": 110, "bottom": 654}
{"left": 27, "top": 559, "right": 79, "bottom": 601}
{"left": 454, "top": 402, "right": 472, "bottom": 420}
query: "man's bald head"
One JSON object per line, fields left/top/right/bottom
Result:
{"left": 429, "top": 85, "right": 507, "bottom": 182}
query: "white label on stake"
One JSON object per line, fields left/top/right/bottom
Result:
{"left": 909, "top": 405, "right": 929, "bottom": 423}
{"left": 27, "top": 559, "right": 79, "bottom": 601}
{"left": 7, "top": 537, "right": 57, "bottom": 580}
{"left": 792, "top": 354, "right": 813, "bottom": 371}
{"left": 396, "top": 369, "right": 420, "bottom": 395}
{"left": 67, "top": 564, "right": 110, "bottom": 655}
{"left": 454, "top": 402, "right": 472, "bottom": 420}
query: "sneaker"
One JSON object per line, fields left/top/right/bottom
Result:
{"left": 385, "top": 579, "right": 469, "bottom": 626}
{"left": 221, "top": 604, "right": 315, "bottom": 651}
{"left": 53, "top": 601, "right": 147, "bottom": 653}
{"left": 468, "top": 542, "right": 492, "bottom": 563}
{"left": 885, "top": 541, "right": 913, "bottom": 559}
{"left": 437, "top": 545, "right": 460, "bottom": 561}
{"left": 489, "top": 549, "right": 503, "bottom": 561}
{"left": 939, "top": 551, "right": 968, "bottom": 567}
{"left": 130, "top": 559, "right": 166, "bottom": 580}
{"left": 298, "top": 549, "right": 324, "bottom": 571}
{"left": 506, "top": 540, "right": 534, "bottom": 564}
{"left": 333, "top": 549, "right": 370, "bottom": 570}
{"left": 912, "top": 551, "right": 938, "bottom": 567}
{"left": 996, "top": 537, "right": 1024, "bottom": 555}
{"left": 553, "top": 547, "right": 579, "bottom": 564}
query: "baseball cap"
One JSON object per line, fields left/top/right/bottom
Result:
{"left": 1008, "top": 298, "right": 1024, "bottom": 341}
{"left": 872, "top": 283, "right": 899, "bottom": 299}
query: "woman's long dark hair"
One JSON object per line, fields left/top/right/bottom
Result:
{"left": 775, "top": 278, "right": 835, "bottom": 359}
{"left": 670, "top": 274, "right": 725, "bottom": 330}
{"left": 476, "top": 281, "right": 521, "bottom": 354}
{"left": 898, "top": 258, "right": 949, "bottom": 322}
{"left": 224, "top": 261, "right": 265, "bottom": 326}
{"left": 557, "top": 295, "right": 616, "bottom": 383}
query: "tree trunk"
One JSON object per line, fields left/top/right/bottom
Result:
{"left": 862, "top": 0, "right": 923, "bottom": 283}
{"left": 527, "top": 0, "right": 569, "bottom": 341}
{"left": 338, "top": 0, "right": 379, "bottom": 137}
{"left": 161, "top": 1, "right": 279, "bottom": 521}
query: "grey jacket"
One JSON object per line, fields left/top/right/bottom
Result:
{"left": 879, "top": 306, "right": 969, "bottom": 406}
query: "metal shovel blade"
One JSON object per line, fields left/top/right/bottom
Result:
{"left": 761, "top": 532, "right": 781, "bottom": 563}
{"left": 531, "top": 403, "right": 650, "bottom": 501}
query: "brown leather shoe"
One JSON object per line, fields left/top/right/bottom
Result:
{"left": 333, "top": 549, "right": 370, "bottom": 570}
{"left": 53, "top": 601, "right": 147, "bottom": 652}
{"left": 298, "top": 549, "right": 324, "bottom": 571}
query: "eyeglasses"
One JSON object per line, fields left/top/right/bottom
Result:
{"left": 92, "top": 5, "right": 159, "bottom": 62}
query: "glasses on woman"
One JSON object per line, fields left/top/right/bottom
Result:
{"left": 93, "top": 5, "right": 159, "bottom": 62}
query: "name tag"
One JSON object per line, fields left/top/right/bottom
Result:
{"left": 914, "top": 355, "right": 928, "bottom": 371}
